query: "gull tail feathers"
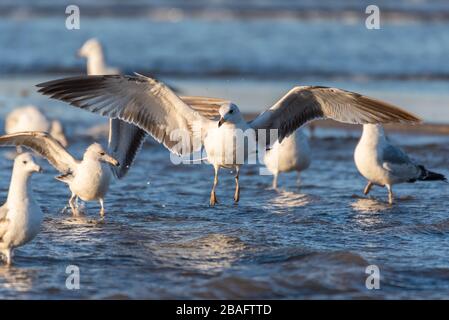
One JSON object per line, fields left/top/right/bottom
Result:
{"left": 417, "top": 165, "right": 447, "bottom": 182}
{"left": 55, "top": 172, "right": 73, "bottom": 184}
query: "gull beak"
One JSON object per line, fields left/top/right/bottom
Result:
{"left": 218, "top": 117, "right": 225, "bottom": 128}
{"left": 76, "top": 49, "right": 83, "bottom": 58}
{"left": 35, "top": 165, "right": 43, "bottom": 173}
{"left": 103, "top": 154, "right": 120, "bottom": 167}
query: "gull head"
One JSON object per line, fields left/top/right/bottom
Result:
{"left": 15, "top": 153, "right": 42, "bottom": 174}
{"left": 77, "top": 38, "right": 102, "bottom": 59}
{"left": 50, "top": 120, "right": 68, "bottom": 147}
{"left": 218, "top": 103, "right": 241, "bottom": 127}
{"left": 85, "top": 143, "right": 120, "bottom": 167}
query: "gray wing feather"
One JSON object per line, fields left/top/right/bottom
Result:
{"left": 108, "top": 119, "right": 147, "bottom": 179}
{"left": 37, "top": 74, "right": 211, "bottom": 156}
{"left": 0, "top": 132, "right": 78, "bottom": 173}
{"left": 250, "top": 86, "right": 421, "bottom": 142}
{"left": 382, "top": 144, "right": 413, "bottom": 165}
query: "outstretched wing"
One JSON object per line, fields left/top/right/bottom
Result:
{"left": 108, "top": 119, "right": 147, "bottom": 179}
{"left": 0, "top": 132, "right": 78, "bottom": 173}
{"left": 250, "top": 86, "right": 421, "bottom": 142}
{"left": 37, "top": 74, "right": 212, "bottom": 155}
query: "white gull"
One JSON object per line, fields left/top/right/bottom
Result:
{"left": 5, "top": 105, "right": 67, "bottom": 147}
{"left": 264, "top": 128, "right": 311, "bottom": 189}
{"left": 0, "top": 153, "right": 43, "bottom": 266}
{"left": 0, "top": 132, "right": 119, "bottom": 217}
{"left": 37, "top": 75, "right": 421, "bottom": 206}
{"left": 355, "top": 124, "right": 446, "bottom": 204}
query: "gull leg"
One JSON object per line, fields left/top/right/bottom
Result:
{"left": 99, "top": 198, "right": 105, "bottom": 218}
{"left": 210, "top": 166, "right": 219, "bottom": 206}
{"left": 364, "top": 181, "right": 374, "bottom": 195}
{"left": 272, "top": 172, "right": 279, "bottom": 189}
{"left": 5, "top": 249, "right": 12, "bottom": 266}
{"left": 69, "top": 193, "right": 79, "bottom": 216}
{"left": 234, "top": 166, "right": 240, "bottom": 203}
{"left": 386, "top": 184, "right": 394, "bottom": 205}
{"left": 297, "top": 172, "right": 302, "bottom": 187}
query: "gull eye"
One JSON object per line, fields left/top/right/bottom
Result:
{"left": 100, "top": 152, "right": 105, "bottom": 156}
{"left": 229, "top": 109, "right": 234, "bottom": 114}
{"left": 23, "top": 161, "right": 27, "bottom": 164}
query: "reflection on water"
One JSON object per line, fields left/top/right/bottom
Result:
{"left": 0, "top": 267, "right": 34, "bottom": 292}
{"left": 351, "top": 198, "right": 392, "bottom": 214}
{"left": 153, "top": 234, "right": 246, "bottom": 273}
{"left": 350, "top": 198, "right": 392, "bottom": 228}
{"left": 268, "top": 190, "right": 312, "bottom": 210}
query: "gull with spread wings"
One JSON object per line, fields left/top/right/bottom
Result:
{"left": 36, "top": 74, "right": 421, "bottom": 206}
{"left": 0, "top": 132, "right": 119, "bottom": 217}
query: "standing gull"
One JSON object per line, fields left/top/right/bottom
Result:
{"left": 78, "top": 38, "right": 151, "bottom": 179}
{"left": 37, "top": 75, "right": 421, "bottom": 206}
{"left": 5, "top": 105, "right": 68, "bottom": 147}
{"left": 0, "top": 153, "right": 43, "bottom": 265}
{"left": 264, "top": 128, "right": 311, "bottom": 189}
{"left": 78, "top": 38, "right": 120, "bottom": 76}
{"left": 355, "top": 124, "right": 446, "bottom": 204}
{"left": 0, "top": 132, "right": 119, "bottom": 217}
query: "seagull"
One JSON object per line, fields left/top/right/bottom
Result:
{"left": 264, "top": 128, "right": 311, "bottom": 189}
{"left": 5, "top": 105, "right": 68, "bottom": 147}
{"left": 77, "top": 38, "right": 154, "bottom": 179}
{"left": 0, "top": 153, "right": 43, "bottom": 265}
{"left": 36, "top": 74, "right": 421, "bottom": 206}
{"left": 0, "top": 132, "right": 120, "bottom": 217}
{"left": 77, "top": 38, "right": 120, "bottom": 76}
{"left": 355, "top": 124, "right": 447, "bottom": 204}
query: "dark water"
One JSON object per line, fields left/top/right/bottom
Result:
{"left": 0, "top": 119, "right": 448, "bottom": 299}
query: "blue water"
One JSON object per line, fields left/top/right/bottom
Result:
{"left": 1, "top": 0, "right": 449, "bottom": 300}
{"left": 0, "top": 121, "right": 448, "bottom": 299}
{"left": 1, "top": 6, "right": 449, "bottom": 79}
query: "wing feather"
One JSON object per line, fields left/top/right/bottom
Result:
{"left": 0, "top": 132, "right": 78, "bottom": 173}
{"left": 37, "top": 75, "right": 211, "bottom": 155}
{"left": 250, "top": 86, "right": 421, "bottom": 142}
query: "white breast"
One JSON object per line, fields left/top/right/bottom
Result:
{"left": 71, "top": 160, "right": 111, "bottom": 201}
{"left": 204, "top": 122, "right": 256, "bottom": 168}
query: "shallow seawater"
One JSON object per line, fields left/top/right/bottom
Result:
{"left": 0, "top": 118, "right": 448, "bottom": 299}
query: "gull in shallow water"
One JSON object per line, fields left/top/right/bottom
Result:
{"left": 355, "top": 124, "right": 447, "bottom": 204}
{"left": 264, "top": 128, "right": 311, "bottom": 189}
{"left": 0, "top": 153, "right": 43, "bottom": 265}
{"left": 37, "top": 74, "right": 421, "bottom": 206}
{"left": 0, "top": 132, "right": 119, "bottom": 217}
{"left": 5, "top": 105, "right": 68, "bottom": 148}
{"left": 77, "top": 38, "right": 151, "bottom": 178}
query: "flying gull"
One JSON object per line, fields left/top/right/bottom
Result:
{"left": 0, "top": 153, "right": 43, "bottom": 265}
{"left": 355, "top": 124, "right": 446, "bottom": 204}
{"left": 36, "top": 74, "right": 421, "bottom": 206}
{"left": 0, "top": 132, "right": 119, "bottom": 216}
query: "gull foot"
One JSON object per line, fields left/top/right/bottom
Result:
{"left": 234, "top": 190, "right": 240, "bottom": 203}
{"left": 210, "top": 192, "right": 219, "bottom": 206}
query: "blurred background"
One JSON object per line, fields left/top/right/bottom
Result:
{"left": 1, "top": 0, "right": 449, "bottom": 123}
